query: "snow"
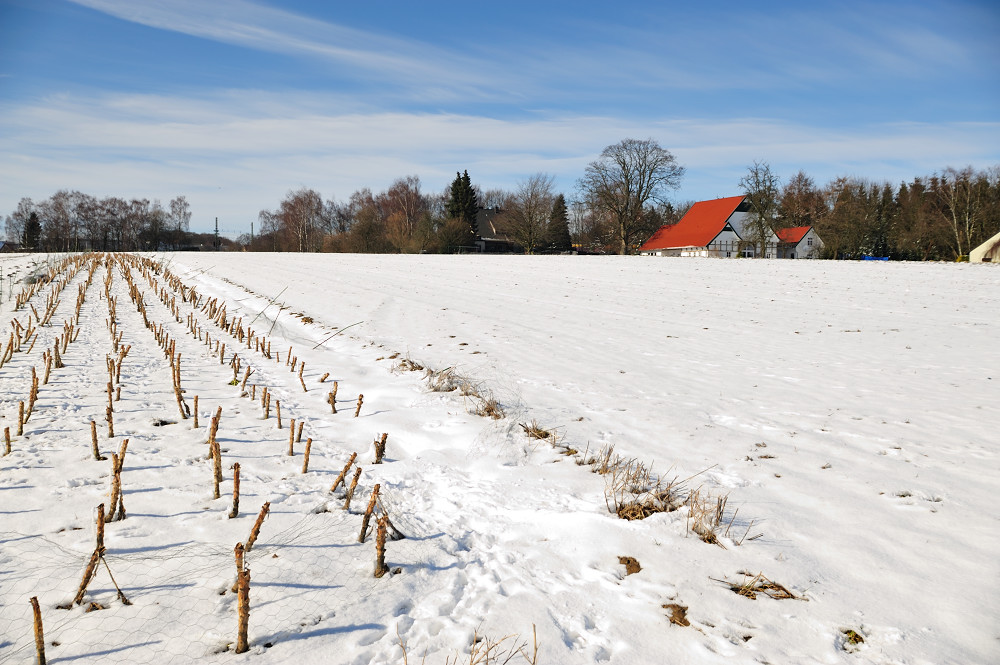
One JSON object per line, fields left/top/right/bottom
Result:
{"left": 1, "top": 252, "right": 998, "bottom": 665}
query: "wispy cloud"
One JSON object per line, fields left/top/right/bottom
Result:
{"left": 62, "top": 0, "right": 999, "bottom": 119}
{"left": 67, "top": 0, "right": 509, "bottom": 101}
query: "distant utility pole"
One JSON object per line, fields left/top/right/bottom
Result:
{"left": 214, "top": 217, "right": 221, "bottom": 251}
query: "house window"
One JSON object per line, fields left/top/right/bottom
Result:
{"left": 726, "top": 251, "right": 731, "bottom": 257}
{"left": 807, "top": 237, "right": 813, "bottom": 246}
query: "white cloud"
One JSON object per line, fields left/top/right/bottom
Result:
{"left": 1, "top": 90, "right": 997, "bottom": 232}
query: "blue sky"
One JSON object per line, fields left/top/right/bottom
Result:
{"left": 1, "top": 0, "right": 997, "bottom": 235}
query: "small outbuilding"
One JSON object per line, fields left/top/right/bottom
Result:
{"left": 776, "top": 226, "right": 823, "bottom": 259}
{"left": 970, "top": 231, "right": 1000, "bottom": 263}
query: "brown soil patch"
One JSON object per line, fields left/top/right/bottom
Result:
{"left": 662, "top": 603, "right": 690, "bottom": 627}
{"left": 618, "top": 556, "right": 641, "bottom": 576}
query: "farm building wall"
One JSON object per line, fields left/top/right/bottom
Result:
{"left": 970, "top": 231, "right": 1000, "bottom": 263}
{"left": 780, "top": 229, "right": 823, "bottom": 259}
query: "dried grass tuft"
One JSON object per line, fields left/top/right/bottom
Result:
{"left": 713, "top": 572, "right": 804, "bottom": 601}
{"left": 686, "top": 488, "right": 762, "bottom": 547}
{"left": 597, "top": 449, "right": 685, "bottom": 521}
{"left": 473, "top": 393, "right": 505, "bottom": 420}
{"left": 419, "top": 364, "right": 507, "bottom": 420}
{"left": 391, "top": 356, "right": 424, "bottom": 373}
{"left": 425, "top": 367, "right": 461, "bottom": 392}
{"left": 436, "top": 624, "right": 539, "bottom": 665}
{"left": 584, "top": 444, "right": 620, "bottom": 474}
{"left": 685, "top": 488, "right": 729, "bottom": 547}
{"left": 520, "top": 421, "right": 552, "bottom": 440}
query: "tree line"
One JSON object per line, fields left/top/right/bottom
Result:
{"left": 6, "top": 139, "right": 998, "bottom": 259}
{"left": 246, "top": 139, "right": 684, "bottom": 255}
{"left": 247, "top": 148, "right": 1000, "bottom": 260}
{"left": 2, "top": 191, "right": 215, "bottom": 252}
{"left": 245, "top": 172, "right": 577, "bottom": 255}
{"left": 758, "top": 164, "right": 1000, "bottom": 260}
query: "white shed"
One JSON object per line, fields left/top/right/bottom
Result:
{"left": 777, "top": 226, "right": 823, "bottom": 259}
{"left": 970, "top": 231, "right": 1000, "bottom": 263}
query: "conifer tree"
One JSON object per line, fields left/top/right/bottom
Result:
{"left": 445, "top": 170, "right": 480, "bottom": 238}
{"left": 24, "top": 212, "right": 41, "bottom": 250}
{"left": 545, "top": 194, "right": 572, "bottom": 252}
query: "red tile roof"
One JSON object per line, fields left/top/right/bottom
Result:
{"left": 776, "top": 226, "right": 811, "bottom": 244}
{"left": 639, "top": 195, "right": 745, "bottom": 251}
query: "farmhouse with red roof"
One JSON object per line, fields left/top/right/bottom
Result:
{"left": 639, "top": 195, "right": 823, "bottom": 258}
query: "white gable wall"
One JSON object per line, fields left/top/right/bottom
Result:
{"left": 727, "top": 211, "right": 780, "bottom": 257}
{"left": 707, "top": 229, "right": 743, "bottom": 258}
{"left": 726, "top": 211, "right": 750, "bottom": 237}
{"left": 789, "top": 229, "right": 823, "bottom": 259}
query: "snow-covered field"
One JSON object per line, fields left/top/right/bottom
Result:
{"left": 1, "top": 252, "right": 997, "bottom": 665}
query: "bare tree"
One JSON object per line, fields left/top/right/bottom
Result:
{"left": 478, "top": 187, "right": 507, "bottom": 210}
{"left": 498, "top": 173, "right": 555, "bottom": 254}
{"left": 569, "top": 199, "right": 613, "bottom": 253}
{"left": 99, "top": 197, "right": 126, "bottom": 250}
{"left": 4, "top": 198, "right": 34, "bottom": 244}
{"left": 4, "top": 191, "right": 192, "bottom": 251}
{"left": 344, "top": 188, "right": 392, "bottom": 253}
{"left": 820, "top": 177, "right": 893, "bottom": 259}
{"left": 122, "top": 198, "right": 149, "bottom": 251}
{"left": 257, "top": 209, "right": 282, "bottom": 251}
{"left": 894, "top": 178, "right": 950, "bottom": 261}
{"left": 142, "top": 199, "right": 169, "bottom": 250}
{"left": 37, "top": 190, "right": 73, "bottom": 251}
{"left": 738, "top": 161, "right": 781, "bottom": 257}
{"left": 72, "top": 193, "right": 98, "bottom": 250}
{"left": 778, "top": 171, "right": 827, "bottom": 228}
{"left": 323, "top": 198, "right": 353, "bottom": 236}
{"left": 276, "top": 188, "right": 324, "bottom": 252}
{"left": 578, "top": 138, "right": 684, "bottom": 254}
{"left": 169, "top": 196, "right": 192, "bottom": 248}
{"left": 935, "top": 166, "right": 989, "bottom": 259}
{"left": 379, "top": 176, "right": 428, "bottom": 252}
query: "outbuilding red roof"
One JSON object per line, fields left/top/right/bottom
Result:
{"left": 776, "top": 226, "right": 811, "bottom": 244}
{"left": 639, "top": 195, "right": 745, "bottom": 251}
